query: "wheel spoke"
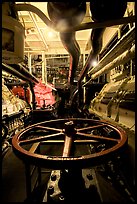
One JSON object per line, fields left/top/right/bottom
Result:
{"left": 19, "top": 132, "right": 64, "bottom": 145}
{"left": 77, "top": 124, "right": 106, "bottom": 131}
{"left": 29, "top": 142, "right": 40, "bottom": 153}
{"left": 36, "top": 125, "right": 63, "bottom": 132}
{"left": 40, "top": 140, "right": 98, "bottom": 143}
{"left": 76, "top": 132, "right": 120, "bottom": 143}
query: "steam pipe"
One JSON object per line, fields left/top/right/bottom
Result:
{"left": 78, "top": 27, "right": 105, "bottom": 85}
{"left": 18, "top": 63, "right": 39, "bottom": 84}
{"left": 78, "top": 0, "right": 127, "bottom": 86}
{"left": 2, "top": 63, "right": 32, "bottom": 82}
{"left": 87, "top": 44, "right": 135, "bottom": 82}
{"left": 88, "top": 26, "right": 135, "bottom": 75}
{"left": 47, "top": 2, "right": 86, "bottom": 85}
{"left": 2, "top": 63, "right": 39, "bottom": 84}
{"left": 60, "top": 32, "right": 80, "bottom": 84}
{"left": 73, "top": 16, "right": 135, "bottom": 31}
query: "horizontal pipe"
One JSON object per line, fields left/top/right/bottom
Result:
{"left": 2, "top": 63, "right": 31, "bottom": 82}
{"left": 4, "top": 82, "right": 28, "bottom": 86}
{"left": 18, "top": 63, "right": 39, "bottom": 83}
{"left": 74, "top": 16, "right": 135, "bottom": 31}
{"left": 86, "top": 44, "right": 135, "bottom": 82}
{"left": 88, "top": 26, "right": 135, "bottom": 75}
{"left": 2, "top": 63, "right": 38, "bottom": 84}
{"left": 15, "top": 4, "right": 135, "bottom": 32}
{"left": 15, "top": 4, "right": 55, "bottom": 30}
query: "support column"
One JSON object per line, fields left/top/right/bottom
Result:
{"left": 83, "top": 53, "right": 86, "bottom": 104}
{"left": 42, "top": 52, "right": 45, "bottom": 83}
{"left": 45, "top": 57, "right": 47, "bottom": 84}
{"left": 28, "top": 53, "right": 32, "bottom": 108}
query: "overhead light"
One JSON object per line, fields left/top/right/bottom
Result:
{"left": 48, "top": 31, "right": 54, "bottom": 38}
{"left": 91, "top": 59, "right": 98, "bottom": 67}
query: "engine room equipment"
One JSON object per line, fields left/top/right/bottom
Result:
{"left": 90, "top": 76, "right": 135, "bottom": 131}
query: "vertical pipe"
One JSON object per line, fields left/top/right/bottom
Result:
{"left": 42, "top": 52, "right": 45, "bottom": 83}
{"left": 83, "top": 53, "right": 86, "bottom": 103}
{"left": 130, "top": 59, "right": 132, "bottom": 76}
{"left": 118, "top": 26, "right": 121, "bottom": 39}
{"left": 28, "top": 53, "right": 32, "bottom": 74}
{"left": 28, "top": 53, "right": 32, "bottom": 108}
{"left": 45, "top": 57, "right": 47, "bottom": 84}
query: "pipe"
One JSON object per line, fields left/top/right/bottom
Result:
{"left": 2, "top": 63, "right": 31, "bottom": 82}
{"left": 87, "top": 44, "right": 135, "bottom": 81}
{"left": 78, "top": 0, "right": 127, "bottom": 85}
{"left": 88, "top": 26, "right": 135, "bottom": 75}
{"left": 4, "top": 82, "right": 28, "bottom": 86}
{"left": 18, "top": 63, "right": 39, "bottom": 84}
{"left": 78, "top": 27, "right": 105, "bottom": 85}
{"left": 47, "top": 2, "right": 86, "bottom": 85}
{"left": 14, "top": 4, "right": 135, "bottom": 32}
{"left": 73, "top": 16, "right": 135, "bottom": 31}
{"left": 60, "top": 32, "right": 80, "bottom": 84}
{"left": 15, "top": 3, "right": 55, "bottom": 29}
{"left": 2, "top": 63, "right": 39, "bottom": 84}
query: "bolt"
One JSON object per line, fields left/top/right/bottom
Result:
{"left": 59, "top": 195, "right": 65, "bottom": 201}
{"left": 48, "top": 185, "right": 54, "bottom": 195}
{"left": 51, "top": 174, "right": 56, "bottom": 181}
{"left": 87, "top": 173, "right": 93, "bottom": 180}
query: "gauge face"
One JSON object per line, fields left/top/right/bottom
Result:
{"left": 12, "top": 118, "right": 127, "bottom": 169}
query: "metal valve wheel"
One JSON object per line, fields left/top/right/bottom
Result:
{"left": 12, "top": 118, "right": 127, "bottom": 169}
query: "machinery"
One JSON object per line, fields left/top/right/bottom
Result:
{"left": 2, "top": 1, "right": 135, "bottom": 203}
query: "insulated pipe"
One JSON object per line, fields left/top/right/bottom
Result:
{"left": 78, "top": 0, "right": 127, "bottom": 85}
{"left": 47, "top": 2, "right": 86, "bottom": 85}
{"left": 78, "top": 27, "right": 105, "bottom": 85}
{"left": 88, "top": 26, "right": 135, "bottom": 75}
{"left": 59, "top": 32, "right": 80, "bottom": 84}
{"left": 2, "top": 63, "right": 39, "bottom": 84}
{"left": 18, "top": 63, "right": 39, "bottom": 84}
{"left": 88, "top": 44, "right": 135, "bottom": 81}
{"left": 2, "top": 63, "right": 32, "bottom": 82}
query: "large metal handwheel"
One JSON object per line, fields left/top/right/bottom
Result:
{"left": 12, "top": 118, "right": 127, "bottom": 169}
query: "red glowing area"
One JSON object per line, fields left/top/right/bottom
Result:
{"left": 34, "top": 80, "right": 56, "bottom": 107}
